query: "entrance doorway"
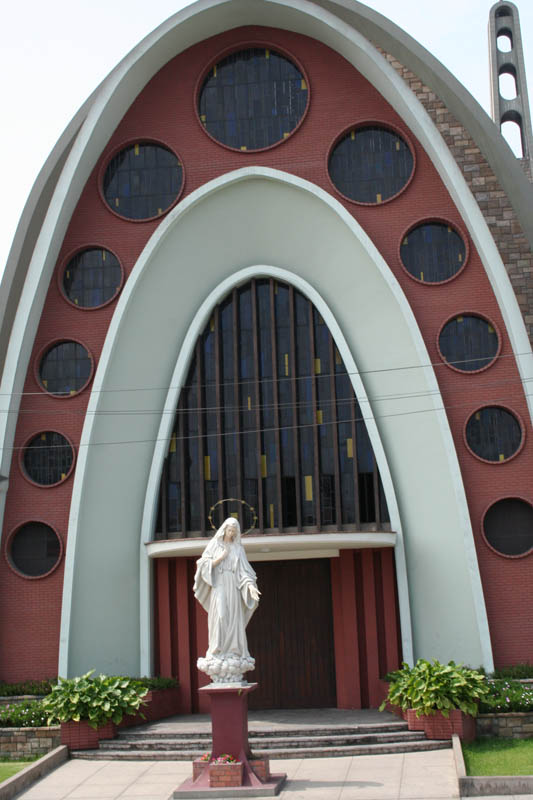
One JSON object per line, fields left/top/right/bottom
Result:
{"left": 246, "top": 558, "right": 336, "bottom": 709}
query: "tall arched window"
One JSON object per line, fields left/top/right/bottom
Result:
{"left": 156, "top": 279, "right": 389, "bottom": 537}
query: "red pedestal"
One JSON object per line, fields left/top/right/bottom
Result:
{"left": 173, "top": 683, "right": 286, "bottom": 797}
{"left": 199, "top": 683, "right": 257, "bottom": 762}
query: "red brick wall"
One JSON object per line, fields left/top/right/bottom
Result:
{"left": 1, "top": 25, "right": 532, "bottom": 681}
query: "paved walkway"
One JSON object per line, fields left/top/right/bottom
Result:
{"left": 13, "top": 749, "right": 461, "bottom": 800}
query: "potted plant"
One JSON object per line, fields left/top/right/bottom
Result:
{"left": 380, "top": 659, "right": 489, "bottom": 740}
{"left": 42, "top": 671, "right": 148, "bottom": 750}
{"left": 208, "top": 754, "right": 244, "bottom": 788}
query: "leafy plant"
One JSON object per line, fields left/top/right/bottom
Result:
{"left": 379, "top": 659, "right": 489, "bottom": 718}
{"left": 129, "top": 677, "right": 179, "bottom": 691}
{"left": 0, "top": 699, "right": 49, "bottom": 727}
{"left": 41, "top": 671, "right": 148, "bottom": 729}
{"left": 211, "top": 754, "right": 237, "bottom": 764}
{"left": 479, "top": 679, "right": 533, "bottom": 713}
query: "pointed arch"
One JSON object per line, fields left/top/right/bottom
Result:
{"left": 57, "top": 168, "right": 492, "bottom": 679}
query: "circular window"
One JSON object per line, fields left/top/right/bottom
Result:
{"left": 38, "top": 341, "right": 92, "bottom": 396}
{"left": 8, "top": 523, "right": 62, "bottom": 577}
{"left": 400, "top": 222, "right": 467, "bottom": 283}
{"left": 438, "top": 315, "right": 499, "bottom": 372}
{"left": 328, "top": 125, "right": 414, "bottom": 204}
{"left": 22, "top": 432, "right": 74, "bottom": 486}
{"left": 466, "top": 407, "right": 523, "bottom": 463}
{"left": 103, "top": 143, "right": 183, "bottom": 220}
{"left": 198, "top": 47, "right": 309, "bottom": 151}
{"left": 483, "top": 498, "right": 533, "bottom": 557}
{"left": 63, "top": 248, "right": 122, "bottom": 309}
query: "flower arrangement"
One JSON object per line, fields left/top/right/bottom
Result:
{"left": 211, "top": 754, "right": 237, "bottom": 764}
{"left": 198, "top": 753, "right": 210, "bottom": 762}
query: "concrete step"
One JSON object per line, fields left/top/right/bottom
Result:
{"left": 71, "top": 738, "right": 451, "bottom": 761}
{"left": 118, "top": 721, "right": 408, "bottom": 741}
{"left": 98, "top": 730, "right": 426, "bottom": 752}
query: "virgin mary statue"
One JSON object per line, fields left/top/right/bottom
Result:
{"left": 193, "top": 517, "right": 260, "bottom": 683}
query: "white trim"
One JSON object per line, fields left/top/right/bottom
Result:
{"left": 146, "top": 533, "right": 396, "bottom": 560}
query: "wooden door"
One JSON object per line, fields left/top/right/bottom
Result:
{"left": 246, "top": 558, "right": 336, "bottom": 709}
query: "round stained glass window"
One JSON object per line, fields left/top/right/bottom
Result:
{"left": 328, "top": 125, "right": 414, "bottom": 204}
{"left": 466, "top": 407, "right": 522, "bottom": 462}
{"left": 483, "top": 498, "right": 533, "bottom": 556}
{"left": 103, "top": 143, "right": 182, "bottom": 220}
{"left": 9, "top": 523, "right": 61, "bottom": 577}
{"left": 63, "top": 249, "right": 122, "bottom": 308}
{"left": 23, "top": 432, "right": 74, "bottom": 486}
{"left": 39, "top": 341, "right": 92, "bottom": 396}
{"left": 400, "top": 222, "right": 467, "bottom": 283}
{"left": 438, "top": 315, "right": 499, "bottom": 372}
{"left": 198, "top": 48, "right": 309, "bottom": 151}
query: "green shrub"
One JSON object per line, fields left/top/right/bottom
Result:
{"left": 479, "top": 679, "right": 533, "bottom": 713}
{"left": 41, "top": 671, "right": 148, "bottom": 729}
{"left": 0, "top": 700, "right": 49, "bottom": 728}
{"left": 491, "top": 664, "right": 533, "bottom": 680}
{"left": 380, "top": 659, "right": 489, "bottom": 718}
{"left": 0, "top": 680, "right": 56, "bottom": 697}
{"left": 128, "top": 677, "right": 179, "bottom": 691}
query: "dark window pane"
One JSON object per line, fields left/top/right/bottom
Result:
{"left": 103, "top": 143, "right": 182, "bottom": 220}
{"left": 63, "top": 248, "right": 122, "bottom": 308}
{"left": 157, "top": 279, "right": 389, "bottom": 536}
{"left": 23, "top": 432, "right": 74, "bottom": 485}
{"left": 10, "top": 523, "right": 61, "bottom": 577}
{"left": 39, "top": 342, "right": 92, "bottom": 396}
{"left": 198, "top": 48, "right": 308, "bottom": 150}
{"left": 401, "top": 223, "right": 466, "bottom": 282}
{"left": 439, "top": 315, "right": 499, "bottom": 371}
{"left": 466, "top": 407, "right": 522, "bottom": 462}
{"left": 329, "top": 126, "right": 413, "bottom": 203}
{"left": 484, "top": 498, "right": 533, "bottom": 556}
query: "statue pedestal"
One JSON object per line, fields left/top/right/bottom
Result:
{"left": 171, "top": 683, "right": 286, "bottom": 798}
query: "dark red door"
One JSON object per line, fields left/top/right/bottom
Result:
{"left": 246, "top": 558, "right": 336, "bottom": 709}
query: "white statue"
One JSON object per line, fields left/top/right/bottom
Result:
{"left": 193, "top": 517, "right": 260, "bottom": 684}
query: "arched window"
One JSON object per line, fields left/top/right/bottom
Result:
{"left": 156, "top": 279, "right": 389, "bottom": 537}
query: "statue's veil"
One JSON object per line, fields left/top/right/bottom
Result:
{"left": 202, "top": 517, "right": 242, "bottom": 558}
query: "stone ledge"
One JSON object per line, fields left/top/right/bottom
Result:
{"left": 0, "top": 745, "right": 68, "bottom": 800}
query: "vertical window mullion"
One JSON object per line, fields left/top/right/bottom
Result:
{"left": 232, "top": 290, "right": 245, "bottom": 531}
{"left": 178, "top": 401, "right": 187, "bottom": 536}
{"left": 351, "top": 394, "right": 361, "bottom": 527}
{"left": 328, "top": 334, "right": 342, "bottom": 529}
{"left": 372, "top": 455, "right": 381, "bottom": 526}
{"left": 308, "top": 299, "right": 322, "bottom": 531}
{"left": 197, "top": 342, "right": 207, "bottom": 536}
{"left": 214, "top": 306, "right": 225, "bottom": 506}
{"left": 269, "top": 280, "right": 283, "bottom": 532}
{"left": 251, "top": 280, "right": 265, "bottom": 533}
{"left": 161, "top": 457, "right": 168, "bottom": 538}
{"left": 289, "top": 286, "right": 302, "bottom": 530}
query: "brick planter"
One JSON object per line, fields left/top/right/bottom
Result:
{"left": 250, "top": 757, "right": 271, "bottom": 782}
{"left": 117, "top": 688, "right": 181, "bottom": 729}
{"left": 208, "top": 762, "right": 244, "bottom": 788}
{"left": 60, "top": 720, "right": 116, "bottom": 750}
{"left": 418, "top": 710, "right": 475, "bottom": 741}
{"left": 192, "top": 758, "right": 209, "bottom": 781}
{"left": 406, "top": 709, "right": 426, "bottom": 731}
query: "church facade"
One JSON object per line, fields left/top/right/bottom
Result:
{"left": 1, "top": 0, "right": 532, "bottom": 712}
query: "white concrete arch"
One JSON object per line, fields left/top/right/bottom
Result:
{"left": 58, "top": 168, "right": 493, "bottom": 679}
{"left": 3, "top": 0, "right": 533, "bottom": 511}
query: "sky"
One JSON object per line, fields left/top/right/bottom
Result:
{"left": 1, "top": 0, "right": 532, "bottom": 272}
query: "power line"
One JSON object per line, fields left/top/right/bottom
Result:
{"left": 2, "top": 347, "right": 533, "bottom": 397}
{"left": 4, "top": 390, "right": 532, "bottom": 453}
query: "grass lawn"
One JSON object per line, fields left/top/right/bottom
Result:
{"left": 0, "top": 760, "right": 34, "bottom": 782}
{"left": 462, "top": 738, "right": 533, "bottom": 776}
